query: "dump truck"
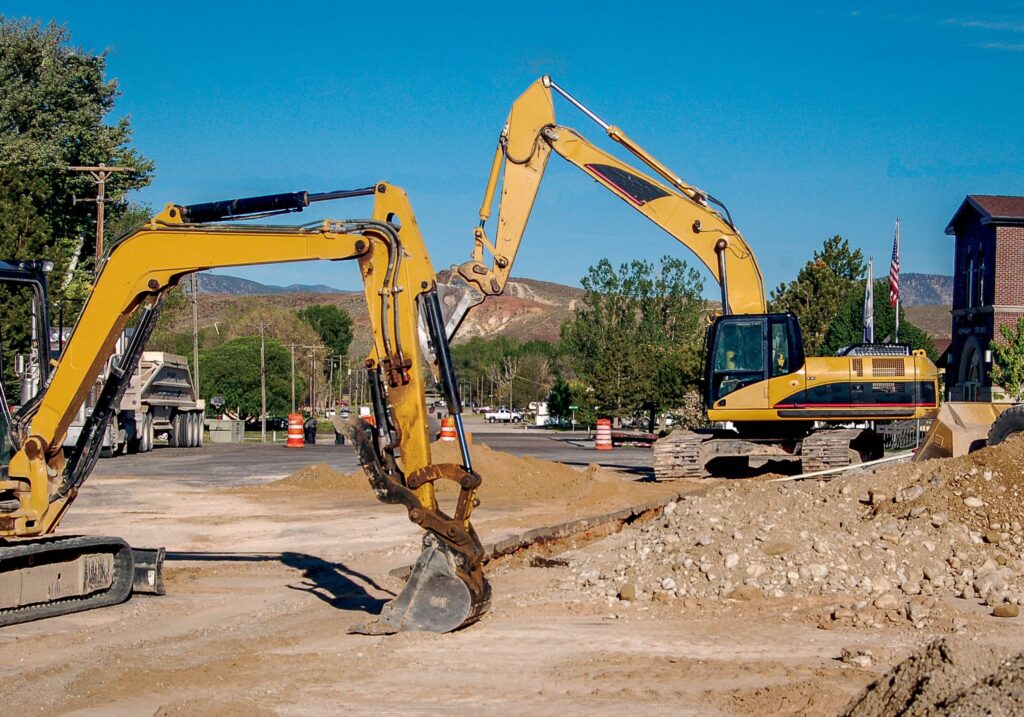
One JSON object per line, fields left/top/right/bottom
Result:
{"left": 63, "top": 346, "right": 205, "bottom": 454}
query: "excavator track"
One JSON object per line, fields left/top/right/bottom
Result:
{"left": 653, "top": 431, "right": 710, "bottom": 480}
{"left": 800, "top": 429, "right": 878, "bottom": 474}
{"left": 0, "top": 535, "right": 134, "bottom": 627}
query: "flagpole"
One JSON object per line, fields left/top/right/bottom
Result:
{"left": 894, "top": 219, "right": 900, "bottom": 344}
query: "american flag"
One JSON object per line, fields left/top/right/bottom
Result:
{"left": 888, "top": 219, "right": 900, "bottom": 307}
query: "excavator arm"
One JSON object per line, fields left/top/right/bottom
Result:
{"left": 0, "top": 183, "right": 487, "bottom": 632}
{"left": 441, "top": 76, "right": 766, "bottom": 337}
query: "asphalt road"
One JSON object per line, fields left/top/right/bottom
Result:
{"left": 90, "top": 426, "right": 655, "bottom": 483}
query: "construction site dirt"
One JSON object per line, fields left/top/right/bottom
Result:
{"left": 2, "top": 431, "right": 1023, "bottom": 716}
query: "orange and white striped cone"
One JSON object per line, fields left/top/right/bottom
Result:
{"left": 440, "top": 416, "right": 457, "bottom": 442}
{"left": 286, "top": 413, "right": 304, "bottom": 448}
{"left": 595, "top": 418, "right": 613, "bottom": 451}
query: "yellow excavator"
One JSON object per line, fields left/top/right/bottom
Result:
{"left": 0, "top": 183, "right": 487, "bottom": 633}
{"left": 438, "top": 76, "right": 941, "bottom": 476}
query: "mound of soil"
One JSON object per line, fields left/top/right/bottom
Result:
{"left": 841, "top": 638, "right": 1023, "bottom": 716}
{"left": 258, "top": 441, "right": 644, "bottom": 510}
{"left": 566, "top": 435, "right": 1024, "bottom": 622}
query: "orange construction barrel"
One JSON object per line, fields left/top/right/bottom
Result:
{"left": 595, "top": 419, "right": 613, "bottom": 451}
{"left": 286, "top": 413, "right": 305, "bottom": 448}
{"left": 440, "top": 416, "right": 456, "bottom": 442}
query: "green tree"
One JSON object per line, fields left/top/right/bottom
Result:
{"left": 769, "top": 236, "right": 865, "bottom": 355}
{"left": 990, "top": 318, "right": 1024, "bottom": 401}
{"left": 822, "top": 279, "right": 937, "bottom": 361}
{"left": 451, "top": 336, "right": 561, "bottom": 408}
{"left": 0, "top": 19, "right": 153, "bottom": 392}
{"left": 0, "top": 19, "right": 153, "bottom": 272}
{"left": 561, "top": 256, "right": 706, "bottom": 428}
{"left": 297, "top": 304, "right": 353, "bottom": 356}
{"left": 200, "top": 337, "right": 304, "bottom": 419}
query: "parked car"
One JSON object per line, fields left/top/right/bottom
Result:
{"left": 245, "top": 416, "right": 289, "bottom": 431}
{"left": 484, "top": 407, "right": 523, "bottom": 423}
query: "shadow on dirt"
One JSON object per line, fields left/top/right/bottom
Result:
{"left": 165, "top": 550, "right": 393, "bottom": 614}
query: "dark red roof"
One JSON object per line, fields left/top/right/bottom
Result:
{"left": 946, "top": 194, "right": 1024, "bottom": 234}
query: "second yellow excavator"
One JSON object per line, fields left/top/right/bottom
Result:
{"left": 439, "top": 76, "right": 940, "bottom": 477}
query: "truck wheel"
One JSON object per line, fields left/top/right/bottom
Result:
{"left": 189, "top": 412, "right": 200, "bottom": 447}
{"left": 168, "top": 413, "right": 180, "bottom": 448}
{"left": 488, "top": 417, "right": 495, "bottom": 424}
{"left": 181, "top": 413, "right": 193, "bottom": 448}
{"left": 988, "top": 404, "right": 1024, "bottom": 446}
{"left": 196, "top": 412, "right": 205, "bottom": 448}
{"left": 141, "top": 414, "right": 152, "bottom": 452}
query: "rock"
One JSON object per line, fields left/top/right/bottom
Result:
{"left": 618, "top": 583, "right": 637, "bottom": 602}
{"left": 697, "top": 534, "right": 713, "bottom": 546}
{"left": 660, "top": 577, "right": 677, "bottom": 591}
{"left": 808, "top": 563, "right": 829, "bottom": 580}
{"left": 663, "top": 501, "right": 677, "bottom": 515}
{"left": 724, "top": 553, "right": 740, "bottom": 569}
{"left": 874, "top": 592, "right": 901, "bottom": 610}
{"left": 745, "top": 563, "right": 767, "bottom": 579}
{"left": 763, "top": 541, "right": 793, "bottom": 557}
{"left": 869, "top": 491, "right": 889, "bottom": 506}
{"left": 840, "top": 648, "right": 874, "bottom": 668}
{"left": 975, "top": 571, "right": 1008, "bottom": 599}
{"left": 964, "top": 496, "right": 985, "bottom": 509}
{"left": 903, "top": 485, "right": 927, "bottom": 502}
{"left": 931, "top": 513, "right": 948, "bottom": 528}
{"left": 993, "top": 603, "right": 1019, "bottom": 618}
{"left": 873, "top": 576, "right": 893, "bottom": 594}
{"left": 906, "top": 601, "right": 931, "bottom": 623}
{"left": 984, "top": 531, "right": 1001, "bottom": 545}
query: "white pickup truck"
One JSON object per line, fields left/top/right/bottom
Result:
{"left": 484, "top": 407, "right": 523, "bottom": 423}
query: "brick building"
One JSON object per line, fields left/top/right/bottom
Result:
{"left": 945, "top": 195, "right": 1024, "bottom": 401}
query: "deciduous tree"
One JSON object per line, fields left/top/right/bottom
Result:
{"left": 991, "top": 318, "right": 1024, "bottom": 401}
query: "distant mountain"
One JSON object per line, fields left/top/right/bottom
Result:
{"left": 901, "top": 273, "right": 952, "bottom": 306}
{"left": 195, "top": 273, "right": 348, "bottom": 295}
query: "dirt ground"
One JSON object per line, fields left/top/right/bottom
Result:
{"left": 2, "top": 438, "right": 1023, "bottom": 716}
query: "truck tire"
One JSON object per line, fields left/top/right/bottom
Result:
{"left": 168, "top": 412, "right": 180, "bottom": 448}
{"left": 180, "top": 413, "right": 193, "bottom": 448}
{"left": 189, "top": 412, "right": 200, "bottom": 447}
{"left": 141, "top": 414, "right": 153, "bottom": 453}
{"left": 988, "top": 404, "right": 1024, "bottom": 447}
{"left": 488, "top": 417, "right": 495, "bottom": 424}
{"left": 196, "top": 412, "right": 205, "bottom": 448}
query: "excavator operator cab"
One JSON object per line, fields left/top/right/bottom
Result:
{"left": 704, "top": 313, "right": 804, "bottom": 406}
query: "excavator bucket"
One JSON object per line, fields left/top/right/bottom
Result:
{"left": 349, "top": 536, "right": 490, "bottom": 635}
{"left": 350, "top": 420, "right": 491, "bottom": 635}
{"left": 914, "top": 402, "right": 1009, "bottom": 462}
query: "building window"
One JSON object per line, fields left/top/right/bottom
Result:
{"left": 977, "top": 255, "right": 985, "bottom": 307}
{"left": 966, "top": 253, "right": 975, "bottom": 308}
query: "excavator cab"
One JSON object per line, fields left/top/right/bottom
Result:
{"left": 704, "top": 313, "right": 804, "bottom": 406}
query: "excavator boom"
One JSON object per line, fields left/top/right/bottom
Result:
{"left": 441, "top": 76, "right": 766, "bottom": 338}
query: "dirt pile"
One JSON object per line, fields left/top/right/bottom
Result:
{"left": 569, "top": 436, "right": 1024, "bottom": 626}
{"left": 841, "top": 638, "right": 1024, "bottom": 716}
{"left": 259, "top": 441, "right": 643, "bottom": 509}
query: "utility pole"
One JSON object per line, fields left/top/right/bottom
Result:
{"left": 67, "top": 163, "right": 135, "bottom": 273}
{"left": 190, "top": 273, "right": 200, "bottom": 397}
{"left": 290, "top": 344, "right": 296, "bottom": 413}
{"left": 252, "top": 320, "right": 270, "bottom": 444}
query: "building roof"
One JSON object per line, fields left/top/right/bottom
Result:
{"left": 946, "top": 194, "right": 1024, "bottom": 235}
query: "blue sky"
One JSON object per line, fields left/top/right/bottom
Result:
{"left": 5, "top": 1, "right": 1023, "bottom": 294}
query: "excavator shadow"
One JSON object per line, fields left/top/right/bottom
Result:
{"left": 165, "top": 551, "right": 394, "bottom": 615}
